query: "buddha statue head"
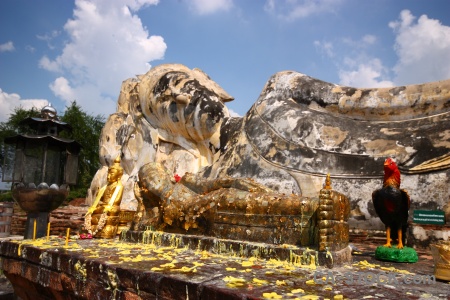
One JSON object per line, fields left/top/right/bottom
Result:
{"left": 137, "top": 64, "right": 234, "bottom": 166}
{"left": 107, "top": 156, "right": 123, "bottom": 184}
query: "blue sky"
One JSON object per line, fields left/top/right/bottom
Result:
{"left": 1, "top": 0, "right": 450, "bottom": 122}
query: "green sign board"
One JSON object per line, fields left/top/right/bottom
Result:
{"left": 413, "top": 210, "right": 445, "bottom": 225}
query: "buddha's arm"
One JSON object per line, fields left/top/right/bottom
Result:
{"left": 86, "top": 186, "right": 106, "bottom": 215}
{"left": 104, "top": 183, "right": 124, "bottom": 213}
{"left": 181, "top": 173, "right": 273, "bottom": 194}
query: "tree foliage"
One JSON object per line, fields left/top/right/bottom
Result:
{"left": 59, "top": 102, "right": 105, "bottom": 195}
{"left": 0, "top": 102, "right": 105, "bottom": 200}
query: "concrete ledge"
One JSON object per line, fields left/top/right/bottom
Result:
{"left": 1, "top": 237, "right": 448, "bottom": 299}
{"left": 121, "top": 230, "right": 352, "bottom": 268}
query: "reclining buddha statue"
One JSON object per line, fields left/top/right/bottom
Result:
{"left": 86, "top": 63, "right": 450, "bottom": 250}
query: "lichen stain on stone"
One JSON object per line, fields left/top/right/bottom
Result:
{"left": 106, "top": 269, "right": 118, "bottom": 291}
{"left": 267, "top": 147, "right": 278, "bottom": 158}
{"left": 334, "top": 87, "right": 362, "bottom": 108}
{"left": 319, "top": 126, "right": 348, "bottom": 147}
{"left": 363, "top": 139, "right": 406, "bottom": 157}
{"left": 380, "top": 128, "right": 402, "bottom": 136}
{"left": 74, "top": 260, "right": 87, "bottom": 281}
{"left": 435, "top": 129, "right": 450, "bottom": 148}
{"left": 39, "top": 251, "right": 52, "bottom": 267}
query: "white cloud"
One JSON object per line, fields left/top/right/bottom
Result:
{"left": 0, "top": 41, "right": 15, "bottom": 52}
{"left": 49, "top": 77, "right": 75, "bottom": 101}
{"left": 0, "top": 89, "right": 48, "bottom": 122}
{"left": 39, "top": 0, "right": 166, "bottom": 117}
{"left": 227, "top": 107, "right": 241, "bottom": 117}
{"left": 189, "top": 0, "right": 233, "bottom": 15}
{"left": 342, "top": 34, "right": 377, "bottom": 49}
{"left": 123, "top": 0, "right": 159, "bottom": 11}
{"left": 314, "top": 40, "right": 334, "bottom": 58}
{"left": 335, "top": 11, "right": 450, "bottom": 88}
{"left": 339, "top": 58, "right": 394, "bottom": 88}
{"left": 39, "top": 56, "right": 62, "bottom": 72}
{"left": 389, "top": 10, "right": 450, "bottom": 85}
{"left": 36, "top": 30, "right": 61, "bottom": 50}
{"left": 317, "top": 34, "right": 394, "bottom": 88}
{"left": 49, "top": 76, "right": 116, "bottom": 116}
{"left": 25, "top": 45, "right": 36, "bottom": 53}
{"left": 362, "top": 34, "right": 376, "bottom": 45}
{"left": 264, "top": 0, "right": 342, "bottom": 21}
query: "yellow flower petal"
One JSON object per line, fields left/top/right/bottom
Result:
{"left": 242, "top": 260, "right": 253, "bottom": 267}
{"left": 276, "top": 280, "right": 286, "bottom": 286}
{"left": 252, "top": 278, "right": 269, "bottom": 285}
{"left": 262, "top": 292, "right": 282, "bottom": 299}
{"left": 223, "top": 276, "right": 246, "bottom": 283}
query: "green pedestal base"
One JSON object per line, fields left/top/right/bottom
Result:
{"left": 375, "top": 246, "right": 418, "bottom": 263}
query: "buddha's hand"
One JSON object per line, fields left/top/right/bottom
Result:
{"left": 134, "top": 182, "right": 143, "bottom": 200}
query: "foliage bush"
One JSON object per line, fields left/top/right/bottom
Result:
{"left": 0, "top": 191, "right": 13, "bottom": 202}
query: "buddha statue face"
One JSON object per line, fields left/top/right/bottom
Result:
{"left": 107, "top": 167, "right": 122, "bottom": 184}
{"left": 138, "top": 162, "right": 172, "bottom": 197}
{"left": 138, "top": 64, "right": 233, "bottom": 148}
{"left": 107, "top": 157, "right": 123, "bottom": 184}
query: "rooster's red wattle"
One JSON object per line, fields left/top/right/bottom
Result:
{"left": 372, "top": 158, "right": 410, "bottom": 249}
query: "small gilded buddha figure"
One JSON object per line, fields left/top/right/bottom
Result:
{"left": 84, "top": 156, "right": 124, "bottom": 238}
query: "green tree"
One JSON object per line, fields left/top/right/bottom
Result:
{"left": 0, "top": 106, "right": 41, "bottom": 138}
{"left": 59, "top": 101, "right": 105, "bottom": 199}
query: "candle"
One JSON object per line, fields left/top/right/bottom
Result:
{"left": 310, "top": 255, "right": 316, "bottom": 267}
{"left": 33, "top": 219, "right": 36, "bottom": 240}
{"left": 47, "top": 222, "right": 50, "bottom": 240}
{"left": 65, "top": 228, "right": 70, "bottom": 247}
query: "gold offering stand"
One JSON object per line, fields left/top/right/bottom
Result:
{"left": 430, "top": 240, "right": 450, "bottom": 281}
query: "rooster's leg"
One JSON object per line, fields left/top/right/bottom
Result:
{"left": 397, "top": 228, "right": 404, "bottom": 249}
{"left": 384, "top": 227, "right": 392, "bottom": 248}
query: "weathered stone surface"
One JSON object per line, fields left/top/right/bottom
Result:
{"left": 407, "top": 223, "right": 450, "bottom": 247}
{"left": 1, "top": 238, "right": 449, "bottom": 299}
{"left": 88, "top": 63, "right": 450, "bottom": 235}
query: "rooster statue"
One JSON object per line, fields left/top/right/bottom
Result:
{"left": 372, "top": 158, "right": 410, "bottom": 249}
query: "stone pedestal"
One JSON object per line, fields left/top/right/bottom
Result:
{"left": 24, "top": 212, "right": 49, "bottom": 240}
{"left": 430, "top": 241, "right": 450, "bottom": 281}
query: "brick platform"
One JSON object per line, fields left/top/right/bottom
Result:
{"left": 10, "top": 200, "right": 88, "bottom": 237}
{"left": 0, "top": 235, "right": 449, "bottom": 299}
